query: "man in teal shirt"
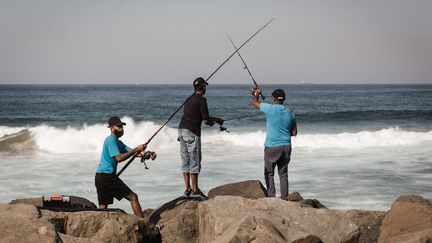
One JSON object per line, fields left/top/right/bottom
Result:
{"left": 252, "top": 88, "right": 297, "bottom": 200}
{"left": 95, "top": 116, "right": 156, "bottom": 218}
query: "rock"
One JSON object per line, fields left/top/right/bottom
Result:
{"left": 298, "top": 199, "right": 327, "bottom": 209}
{"left": 40, "top": 210, "right": 160, "bottom": 243}
{"left": 0, "top": 204, "right": 58, "bottom": 243}
{"left": 288, "top": 192, "right": 304, "bottom": 202}
{"left": 207, "top": 180, "right": 268, "bottom": 199}
{"left": 10, "top": 195, "right": 96, "bottom": 209}
{"left": 9, "top": 197, "right": 43, "bottom": 207}
{"left": 345, "top": 209, "right": 386, "bottom": 243}
{"left": 225, "top": 216, "right": 287, "bottom": 243}
{"left": 148, "top": 197, "right": 200, "bottom": 243}
{"left": 198, "top": 196, "right": 359, "bottom": 243}
{"left": 291, "top": 235, "right": 323, "bottom": 243}
{"left": 378, "top": 195, "right": 432, "bottom": 243}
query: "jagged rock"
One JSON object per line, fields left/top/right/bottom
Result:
{"left": 10, "top": 196, "right": 96, "bottom": 209}
{"left": 40, "top": 210, "right": 160, "bottom": 243}
{"left": 148, "top": 197, "right": 200, "bottom": 243}
{"left": 378, "top": 195, "right": 432, "bottom": 243}
{"left": 207, "top": 180, "right": 267, "bottom": 199}
{"left": 345, "top": 209, "right": 386, "bottom": 243}
{"left": 0, "top": 204, "right": 58, "bottom": 243}
{"left": 298, "top": 199, "right": 327, "bottom": 209}
{"left": 288, "top": 192, "right": 304, "bottom": 202}
{"left": 291, "top": 235, "right": 323, "bottom": 243}
{"left": 225, "top": 216, "right": 287, "bottom": 243}
{"left": 9, "top": 197, "right": 43, "bottom": 207}
{"left": 198, "top": 196, "right": 359, "bottom": 243}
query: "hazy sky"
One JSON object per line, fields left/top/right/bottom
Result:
{"left": 1, "top": 0, "right": 432, "bottom": 84}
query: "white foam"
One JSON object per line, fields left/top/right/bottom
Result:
{"left": 205, "top": 127, "right": 432, "bottom": 149}
{"left": 0, "top": 126, "right": 28, "bottom": 138}
{"left": 2, "top": 120, "right": 432, "bottom": 154}
{"left": 25, "top": 117, "right": 178, "bottom": 154}
{"left": 295, "top": 127, "right": 432, "bottom": 149}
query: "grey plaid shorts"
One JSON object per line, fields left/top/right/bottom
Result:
{"left": 178, "top": 129, "right": 202, "bottom": 173}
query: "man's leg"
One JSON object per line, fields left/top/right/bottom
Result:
{"left": 264, "top": 163, "right": 277, "bottom": 197}
{"left": 126, "top": 192, "right": 144, "bottom": 218}
{"left": 277, "top": 159, "right": 289, "bottom": 200}
{"left": 264, "top": 147, "right": 282, "bottom": 197}
{"left": 191, "top": 173, "right": 199, "bottom": 192}
{"left": 99, "top": 204, "right": 108, "bottom": 209}
{"left": 179, "top": 129, "right": 192, "bottom": 193}
{"left": 189, "top": 132, "right": 201, "bottom": 194}
{"left": 278, "top": 146, "right": 291, "bottom": 200}
{"left": 183, "top": 172, "right": 191, "bottom": 188}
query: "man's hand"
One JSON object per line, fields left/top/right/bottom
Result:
{"left": 149, "top": 151, "right": 157, "bottom": 160}
{"left": 252, "top": 88, "right": 262, "bottom": 96}
{"left": 252, "top": 88, "right": 262, "bottom": 109}
{"left": 140, "top": 151, "right": 157, "bottom": 160}
{"left": 214, "top": 117, "right": 224, "bottom": 125}
{"left": 134, "top": 144, "right": 147, "bottom": 153}
{"left": 205, "top": 120, "right": 215, "bottom": 126}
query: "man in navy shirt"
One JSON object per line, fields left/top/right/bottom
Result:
{"left": 178, "top": 77, "right": 223, "bottom": 199}
{"left": 95, "top": 116, "right": 156, "bottom": 218}
{"left": 252, "top": 88, "right": 297, "bottom": 200}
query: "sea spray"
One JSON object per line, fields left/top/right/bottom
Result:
{"left": 1, "top": 121, "right": 432, "bottom": 153}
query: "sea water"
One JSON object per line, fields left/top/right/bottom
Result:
{"left": 0, "top": 84, "right": 431, "bottom": 211}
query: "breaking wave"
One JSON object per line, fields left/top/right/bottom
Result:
{"left": 1, "top": 117, "right": 431, "bottom": 154}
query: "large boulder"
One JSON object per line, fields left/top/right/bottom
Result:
{"left": 198, "top": 196, "right": 359, "bottom": 243}
{"left": 378, "top": 195, "right": 432, "bottom": 243}
{"left": 0, "top": 204, "right": 58, "bottom": 243}
{"left": 10, "top": 195, "right": 97, "bottom": 209}
{"left": 40, "top": 210, "right": 160, "bottom": 243}
{"left": 148, "top": 197, "right": 200, "bottom": 243}
{"left": 345, "top": 209, "right": 386, "bottom": 243}
{"left": 0, "top": 203, "right": 160, "bottom": 243}
{"left": 207, "top": 180, "right": 267, "bottom": 199}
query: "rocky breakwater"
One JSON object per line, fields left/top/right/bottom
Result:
{"left": 1, "top": 180, "right": 432, "bottom": 243}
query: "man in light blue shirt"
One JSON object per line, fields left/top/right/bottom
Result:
{"left": 252, "top": 88, "right": 297, "bottom": 200}
{"left": 95, "top": 116, "right": 156, "bottom": 218}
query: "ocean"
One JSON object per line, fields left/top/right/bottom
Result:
{"left": 0, "top": 84, "right": 431, "bottom": 212}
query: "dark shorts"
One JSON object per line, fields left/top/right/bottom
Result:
{"left": 95, "top": 173, "right": 132, "bottom": 205}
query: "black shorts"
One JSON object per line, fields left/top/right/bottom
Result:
{"left": 95, "top": 173, "right": 132, "bottom": 205}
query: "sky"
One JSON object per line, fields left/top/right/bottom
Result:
{"left": 1, "top": 0, "right": 432, "bottom": 85}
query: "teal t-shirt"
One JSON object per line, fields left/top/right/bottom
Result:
{"left": 96, "top": 134, "right": 131, "bottom": 174}
{"left": 260, "top": 103, "right": 296, "bottom": 147}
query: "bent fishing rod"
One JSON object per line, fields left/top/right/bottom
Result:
{"left": 117, "top": 17, "right": 276, "bottom": 177}
{"left": 227, "top": 35, "right": 265, "bottom": 100}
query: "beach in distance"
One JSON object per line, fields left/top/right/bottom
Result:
{"left": 0, "top": 84, "right": 431, "bottom": 212}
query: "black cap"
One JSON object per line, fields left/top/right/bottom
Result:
{"left": 107, "top": 116, "right": 126, "bottom": 127}
{"left": 272, "top": 89, "right": 285, "bottom": 101}
{"left": 193, "top": 77, "right": 208, "bottom": 90}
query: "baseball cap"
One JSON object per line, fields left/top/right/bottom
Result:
{"left": 193, "top": 77, "right": 209, "bottom": 90}
{"left": 107, "top": 116, "right": 126, "bottom": 127}
{"left": 271, "top": 89, "right": 285, "bottom": 100}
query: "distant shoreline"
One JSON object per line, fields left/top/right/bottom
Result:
{"left": 0, "top": 83, "right": 431, "bottom": 86}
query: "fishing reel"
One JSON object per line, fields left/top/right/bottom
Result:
{"left": 219, "top": 125, "right": 230, "bottom": 133}
{"left": 140, "top": 151, "right": 157, "bottom": 169}
{"left": 251, "top": 87, "right": 265, "bottom": 100}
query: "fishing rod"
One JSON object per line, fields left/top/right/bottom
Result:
{"left": 227, "top": 35, "right": 265, "bottom": 100}
{"left": 218, "top": 114, "right": 260, "bottom": 133}
{"left": 117, "top": 18, "right": 276, "bottom": 177}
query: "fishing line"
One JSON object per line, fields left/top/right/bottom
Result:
{"left": 117, "top": 18, "right": 277, "bottom": 176}
{"left": 227, "top": 35, "right": 265, "bottom": 100}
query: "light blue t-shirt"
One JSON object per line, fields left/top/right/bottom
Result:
{"left": 96, "top": 134, "right": 131, "bottom": 174}
{"left": 260, "top": 103, "right": 296, "bottom": 148}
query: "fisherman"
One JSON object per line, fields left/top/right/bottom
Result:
{"left": 178, "top": 77, "right": 224, "bottom": 199}
{"left": 252, "top": 88, "right": 297, "bottom": 200}
{"left": 95, "top": 116, "right": 156, "bottom": 218}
